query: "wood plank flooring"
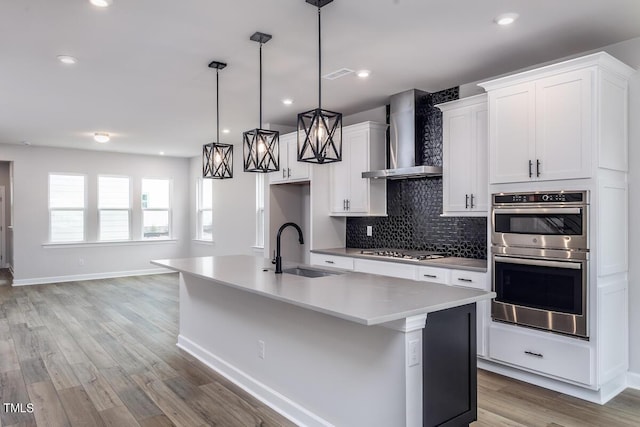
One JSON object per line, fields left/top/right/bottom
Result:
{"left": 0, "top": 273, "right": 638, "bottom": 426}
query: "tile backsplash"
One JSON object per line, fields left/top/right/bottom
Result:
{"left": 346, "top": 87, "right": 488, "bottom": 259}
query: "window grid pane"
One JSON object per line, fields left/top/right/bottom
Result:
{"left": 143, "top": 210, "right": 169, "bottom": 239}
{"left": 99, "top": 210, "right": 130, "bottom": 241}
{"left": 99, "top": 176, "right": 130, "bottom": 209}
{"left": 51, "top": 210, "right": 84, "bottom": 242}
{"left": 142, "top": 179, "right": 170, "bottom": 209}
{"left": 50, "top": 175, "right": 85, "bottom": 208}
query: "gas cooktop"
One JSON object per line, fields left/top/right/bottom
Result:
{"left": 359, "top": 249, "right": 447, "bottom": 261}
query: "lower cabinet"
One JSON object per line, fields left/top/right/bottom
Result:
{"left": 353, "top": 258, "right": 416, "bottom": 279}
{"left": 423, "top": 303, "right": 477, "bottom": 426}
{"left": 309, "top": 253, "right": 354, "bottom": 270}
{"left": 489, "top": 323, "right": 594, "bottom": 385}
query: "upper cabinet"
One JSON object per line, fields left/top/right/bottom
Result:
{"left": 270, "top": 132, "right": 309, "bottom": 184}
{"left": 437, "top": 94, "right": 488, "bottom": 216}
{"left": 479, "top": 52, "right": 633, "bottom": 184}
{"left": 329, "top": 122, "right": 387, "bottom": 216}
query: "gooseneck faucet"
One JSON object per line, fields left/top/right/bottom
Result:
{"left": 273, "top": 222, "right": 304, "bottom": 274}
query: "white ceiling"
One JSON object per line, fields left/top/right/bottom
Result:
{"left": 1, "top": 0, "right": 639, "bottom": 157}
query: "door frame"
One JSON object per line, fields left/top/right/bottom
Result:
{"left": 0, "top": 186, "right": 5, "bottom": 268}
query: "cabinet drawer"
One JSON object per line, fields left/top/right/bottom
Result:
{"left": 309, "top": 253, "right": 354, "bottom": 270}
{"left": 353, "top": 259, "right": 416, "bottom": 279}
{"left": 489, "top": 324, "right": 593, "bottom": 385}
{"left": 450, "top": 270, "right": 488, "bottom": 290}
{"left": 416, "top": 266, "right": 450, "bottom": 285}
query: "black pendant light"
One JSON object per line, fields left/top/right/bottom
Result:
{"left": 297, "top": 0, "right": 342, "bottom": 164}
{"left": 203, "top": 61, "right": 233, "bottom": 179}
{"left": 243, "top": 32, "right": 279, "bottom": 173}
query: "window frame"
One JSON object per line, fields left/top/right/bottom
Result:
{"left": 141, "top": 177, "right": 172, "bottom": 240}
{"left": 196, "top": 177, "right": 213, "bottom": 241}
{"left": 48, "top": 173, "right": 87, "bottom": 243}
{"left": 98, "top": 175, "right": 132, "bottom": 242}
{"left": 255, "top": 174, "right": 265, "bottom": 248}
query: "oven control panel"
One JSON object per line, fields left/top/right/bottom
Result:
{"left": 494, "top": 191, "right": 586, "bottom": 205}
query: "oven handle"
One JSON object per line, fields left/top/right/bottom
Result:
{"left": 494, "top": 255, "right": 582, "bottom": 270}
{"left": 493, "top": 208, "right": 582, "bottom": 215}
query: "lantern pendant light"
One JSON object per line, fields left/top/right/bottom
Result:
{"left": 243, "top": 32, "right": 279, "bottom": 173}
{"left": 297, "top": 0, "right": 342, "bottom": 164}
{"left": 203, "top": 61, "right": 233, "bottom": 179}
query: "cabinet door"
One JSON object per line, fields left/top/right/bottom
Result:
{"left": 287, "top": 137, "right": 309, "bottom": 181}
{"left": 270, "top": 134, "right": 293, "bottom": 184}
{"left": 443, "top": 108, "right": 473, "bottom": 213}
{"left": 346, "top": 129, "right": 370, "bottom": 213}
{"left": 471, "top": 105, "right": 488, "bottom": 213}
{"left": 329, "top": 146, "right": 350, "bottom": 214}
{"left": 489, "top": 83, "right": 536, "bottom": 184}
{"left": 535, "top": 69, "right": 593, "bottom": 181}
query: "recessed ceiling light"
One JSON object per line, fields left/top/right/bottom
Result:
{"left": 94, "top": 132, "right": 110, "bottom": 143}
{"left": 282, "top": 99, "right": 293, "bottom": 106}
{"left": 21, "top": 140, "right": 31, "bottom": 146}
{"left": 159, "top": 151, "right": 165, "bottom": 155}
{"left": 357, "top": 70, "right": 370, "bottom": 78}
{"left": 222, "top": 129, "right": 230, "bottom": 134}
{"left": 495, "top": 13, "right": 519, "bottom": 26}
{"left": 90, "top": 0, "right": 113, "bottom": 7}
{"left": 57, "top": 55, "right": 78, "bottom": 65}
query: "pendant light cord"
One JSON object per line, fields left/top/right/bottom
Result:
{"left": 259, "top": 42, "right": 263, "bottom": 129}
{"left": 216, "top": 68, "right": 220, "bottom": 143}
{"left": 318, "top": 5, "right": 322, "bottom": 110}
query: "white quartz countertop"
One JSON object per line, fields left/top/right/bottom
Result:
{"left": 311, "top": 248, "right": 488, "bottom": 272}
{"left": 152, "top": 255, "right": 494, "bottom": 326}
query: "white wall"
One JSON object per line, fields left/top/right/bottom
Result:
{"left": 188, "top": 154, "right": 258, "bottom": 258}
{"left": 0, "top": 144, "right": 191, "bottom": 284}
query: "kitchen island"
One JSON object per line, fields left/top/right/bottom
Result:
{"left": 152, "top": 255, "right": 495, "bottom": 427}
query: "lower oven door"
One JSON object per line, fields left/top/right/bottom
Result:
{"left": 492, "top": 250, "right": 588, "bottom": 338}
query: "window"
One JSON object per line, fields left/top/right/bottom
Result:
{"left": 141, "top": 178, "right": 171, "bottom": 239}
{"left": 197, "top": 178, "right": 213, "bottom": 240}
{"left": 98, "top": 176, "right": 130, "bottom": 241}
{"left": 255, "top": 174, "right": 265, "bottom": 247}
{"left": 49, "top": 174, "right": 85, "bottom": 242}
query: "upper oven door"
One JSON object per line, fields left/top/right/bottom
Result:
{"left": 492, "top": 206, "right": 587, "bottom": 250}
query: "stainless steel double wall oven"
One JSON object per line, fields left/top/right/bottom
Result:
{"left": 491, "top": 191, "right": 589, "bottom": 338}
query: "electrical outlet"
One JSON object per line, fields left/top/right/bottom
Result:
{"left": 408, "top": 339, "right": 420, "bottom": 367}
{"left": 258, "top": 340, "right": 265, "bottom": 359}
{"left": 366, "top": 225, "right": 373, "bottom": 237}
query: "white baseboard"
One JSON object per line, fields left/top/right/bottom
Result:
{"left": 478, "top": 359, "right": 627, "bottom": 404}
{"left": 11, "top": 267, "right": 174, "bottom": 286}
{"left": 177, "top": 334, "right": 332, "bottom": 427}
{"left": 628, "top": 371, "right": 640, "bottom": 390}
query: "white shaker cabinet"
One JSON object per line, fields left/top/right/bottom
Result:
{"left": 482, "top": 63, "right": 598, "bottom": 184}
{"left": 437, "top": 94, "right": 488, "bottom": 215}
{"left": 329, "top": 122, "right": 387, "bottom": 216}
{"left": 270, "top": 132, "right": 310, "bottom": 184}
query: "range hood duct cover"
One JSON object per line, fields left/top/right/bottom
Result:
{"left": 362, "top": 89, "right": 443, "bottom": 180}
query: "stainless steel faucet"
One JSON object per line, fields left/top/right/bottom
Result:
{"left": 273, "top": 222, "right": 304, "bottom": 274}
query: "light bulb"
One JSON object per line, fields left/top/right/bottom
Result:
{"left": 214, "top": 151, "right": 222, "bottom": 166}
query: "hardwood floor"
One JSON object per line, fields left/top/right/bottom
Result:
{"left": 0, "top": 273, "right": 638, "bottom": 427}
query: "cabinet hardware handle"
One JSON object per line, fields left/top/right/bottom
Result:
{"left": 457, "top": 278, "right": 473, "bottom": 282}
{"left": 536, "top": 160, "right": 541, "bottom": 177}
{"left": 423, "top": 274, "right": 437, "bottom": 278}
{"left": 470, "top": 194, "right": 475, "bottom": 209}
{"left": 347, "top": 200, "right": 350, "bottom": 210}
{"left": 343, "top": 199, "right": 347, "bottom": 210}
{"left": 524, "top": 350, "right": 544, "bottom": 358}
{"left": 325, "top": 260, "right": 335, "bottom": 264}
{"left": 465, "top": 194, "right": 469, "bottom": 209}
{"left": 528, "top": 160, "right": 533, "bottom": 178}
{"left": 288, "top": 168, "right": 291, "bottom": 177}
{"left": 283, "top": 169, "right": 286, "bottom": 178}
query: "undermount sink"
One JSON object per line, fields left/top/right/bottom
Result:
{"left": 282, "top": 266, "right": 344, "bottom": 278}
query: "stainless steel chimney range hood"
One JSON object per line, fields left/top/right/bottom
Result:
{"left": 362, "top": 89, "right": 443, "bottom": 180}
